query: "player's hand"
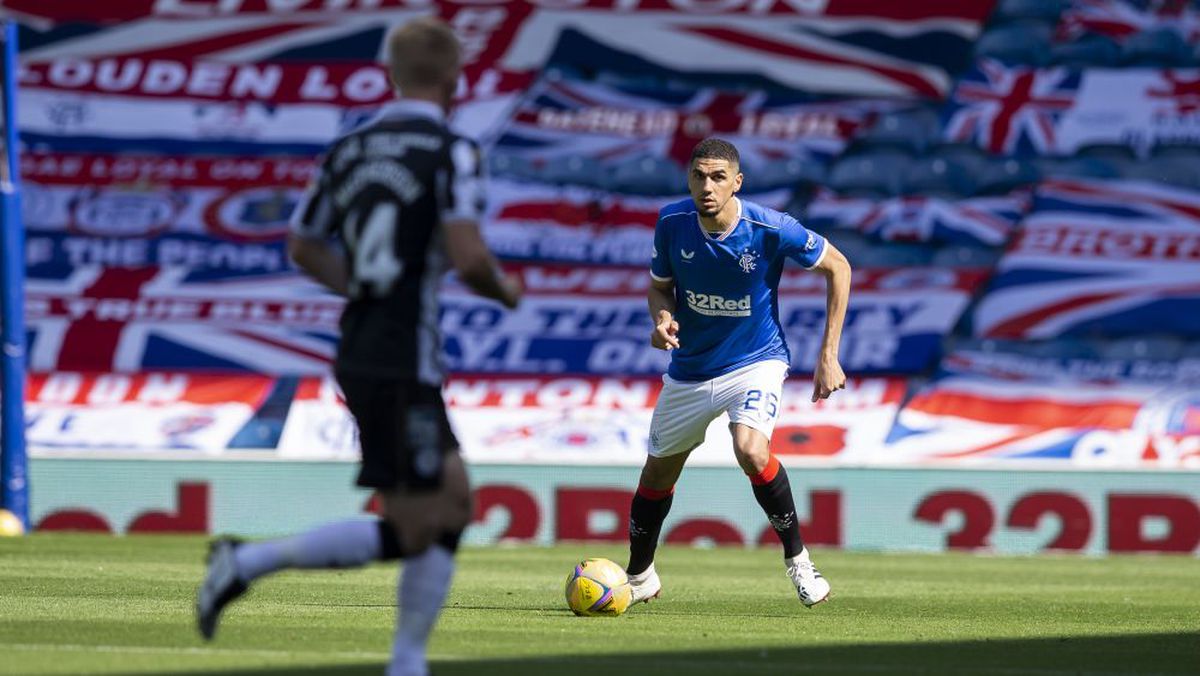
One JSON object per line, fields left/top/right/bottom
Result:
{"left": 812, "top": 355, "right": 845, "bottom": 402}
{"left": 650, "top": 313, "right": 680, "bottom": 350}
{"left": 499, "top": 273, "right": 523, "bottom": 309}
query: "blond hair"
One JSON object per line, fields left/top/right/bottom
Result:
{"left": 385, "top": 17, "right": 462, "bottom": 91}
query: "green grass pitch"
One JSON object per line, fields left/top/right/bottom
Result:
{"left": 1, "top": 534, "right": 1198, "bottom": 675}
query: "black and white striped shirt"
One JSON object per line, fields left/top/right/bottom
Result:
{"left": 290, "top": 99, "right": 485, "bottom": 384}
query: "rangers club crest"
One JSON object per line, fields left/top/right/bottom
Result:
{"left": 739, "top": 252, "right": 757, "bottom": 273}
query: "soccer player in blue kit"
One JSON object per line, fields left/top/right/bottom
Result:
{"left": 626, "top": 138, "right": 851, "bottom": 607}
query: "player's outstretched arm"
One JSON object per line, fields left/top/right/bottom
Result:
{"left": 648, "top": 278, "right": 680, "bottom": 350}
{"left": 811, "top": 242, "right": 851, "bottom": 402}
{"left": 288, "top": 233, "right": 349, "bottom": 297}
{"left": 444, "top": 218, "right": 522, "bottom": 309}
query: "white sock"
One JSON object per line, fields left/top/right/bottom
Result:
{"left": 234, "top": 519, "right": 383, "bottom": 582}
{"left": 388, "top": 545, "right": 455, "bottom": 676}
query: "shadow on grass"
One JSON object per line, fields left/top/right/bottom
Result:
{"left": 167, "top": 632, "right": 1200, "bottom": 676}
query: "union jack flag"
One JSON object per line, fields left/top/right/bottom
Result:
{"left": 11, "top": 2, "right": 994, "bottom": 99}
{"left": 943, "top": 60, "right": 1082, "bottom": 156}
{"left": 1033, "top": 178, "right": 1200, "bottom": 226}
{"left": 25, "top": 265, "right": 342, "bottom": 374}
{"left": 972, "top": 221, "right": 1200, "bottom": 339}
{"left": 804, "top": 188, "right": 1029, "bottom": 246}
{"left": 882, "top": 373, "right": 1198, "bottom": 466}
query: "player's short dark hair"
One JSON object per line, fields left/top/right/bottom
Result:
{"left": 690, "top": 138, "right": 740, "bottom": 168}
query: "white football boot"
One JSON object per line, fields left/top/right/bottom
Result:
{"left": 627, "top": 563, "right": 662, "bottom": 604}
{"left": 786, "top": 548, "right": 830, "bottom": 607}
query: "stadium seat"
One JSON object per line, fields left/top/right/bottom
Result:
{"left": 1075, "top": 143, "right": 1138, "bottom": 164}
{"left": 924, "top": 142, "right": 992, "bottom": 176}
{"left": 973, "top": 21, "right": 1054, "bottom": 66}
{"left": 1123, "top": 158, "right": 1200, "bottom": 190}
{"left": 855, "top": 106, "right": 942, "bottom": 155}
{"left": 1098, "top": 336, "right": 1185, "bottom": 361}
{"left": 931, "top": 245, "right": 1004, "bottom": 268}
{"left": 742, "top": 157, "right": 826, "bottom": 193}
{"left": 901, "top": 157, "right": 977, "bottom": 198}
{"left": 1034, "top": 156, "right": 1124, "bottom": 180}
{"left": 822, "top": 229, "right": 874, "bottom": 263}
{"left": 1017, "top": 338, "right": 1100, "bottom": 360}
{"left": 1049, "top": 33, "right": 1121, "bottom": 68}
{"left": 853, "top": 242, "right": 935, "bottom": 268}
{"left": 606, "top": 155, "right": 685, "bottom": 195}
{"left": 973, "top": 158, "right": 1040, "bottom": 195}
{"left": 990, "top": 0, "right": 1066, "bottom": 24}
{"left": 827, "top": 151, "right": 909, "bottom": 198}
{"left": 1150, "top": 142, "right": 1200, "bottom": 163}
{"left": 1181, "top": 341, "right": 1200, "bottom": 360}
{"left": 543, "top": 155, "right": 608, "bottom": 188}
{"left": 1119, "top": 28, "right": 1194, "bottom": 67}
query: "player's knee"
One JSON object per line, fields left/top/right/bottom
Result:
{"left": 639, "top": 461, "right": 675, "bottom": 491}
{"left": 381, "top": 497, "right": 438, "bottom": 556}
{"left": 732, "top": 443, "right": 770, "bottom": 474}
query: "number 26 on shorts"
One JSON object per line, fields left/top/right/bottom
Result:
{"left": 743, "top": 389, "right": 778, "bottom": 418}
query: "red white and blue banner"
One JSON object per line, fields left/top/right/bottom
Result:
{"left": 7, "top": 0, "right": 997, "bottom": 99}
{"left": 278, "top": 374, "right": 907, "bottom": 465}
{"left": 22, "top": 263, "right": 982, "bottom": 375}
{"left": 803, "top": 188, "right": 1030, "bottom": 246}
{"left": 1032, "top": 177, "right": 1200, "bottom": 226}
{"left": 944, "top": 61, "right": 1200, "bottom": 156}
{"left": 972, "top": 175, "right": 1200, "bottom": 340}
{"left": 884, "top": 361, "right": 1200, "bottom": 469}
{"left": 941, "top": 345, "right": 1200, "bottom": 387}
{"left": 494, "top": 78, "right": 889, "bottom": 171}
{"left": 23, "top": 372, "right": 275, "bottom": 452}
{"left": 437, "top": 266, "right": 984, "bottom": 377}
{"left": 972, "top": 219, "right": 1200, "bottom": 339}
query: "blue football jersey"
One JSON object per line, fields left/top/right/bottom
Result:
{"left": 650, "top": 197, "right": 827, "bottom": 381}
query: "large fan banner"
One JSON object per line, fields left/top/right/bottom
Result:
{"left": 944, "top": 62, "right": 1200, "bottom": 156}
{"left": 972, "top": 219, "right": 1200, "bottom": 339}
{"left": 941, "top": 345, "right": 1200, "bottom": 386}
{"left": 972, "top": 175, "right": 1200, "bottom": 340}
{"left": 22, "top": 372, "right": 276, "bottom": 453}
{"left": 277, "top": 374, "right": 907, "bottom": 465}
{"left": 1032, "top": 177, "right": 1200, "bottom": 227}
{"left": 883, "top": 371, "right": 1200, "bottom": 469}
{"left": 7, "top": 0, "right": 997, "bottom": 98}
{"left": 22, "top": 264, "right": 983, "bottom": 375}
{"left": 493, "top": 78, "right": 889, "bottom": 171}
{"left": 22, "top": 152, "right": 310, "bottom": 245}
{"left": 438, "top": 266, "right": 984, "bottom": 377}
{"left": 803, "top": 188, "right": 1030, "bottom": 246}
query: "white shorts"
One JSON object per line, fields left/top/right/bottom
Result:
{"left": 648, "top": 359, "right": 789, "bottom": 458}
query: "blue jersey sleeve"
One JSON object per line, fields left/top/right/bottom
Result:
{"left": 650, "top": 213, "right": 674, "bottom": 281}
{"left": 778, "top": 214, "right": 827, "bottom": 269}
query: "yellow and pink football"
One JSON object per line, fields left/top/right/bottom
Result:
{"left": 564, "top": 557, "right": 632, "bottom": 617}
